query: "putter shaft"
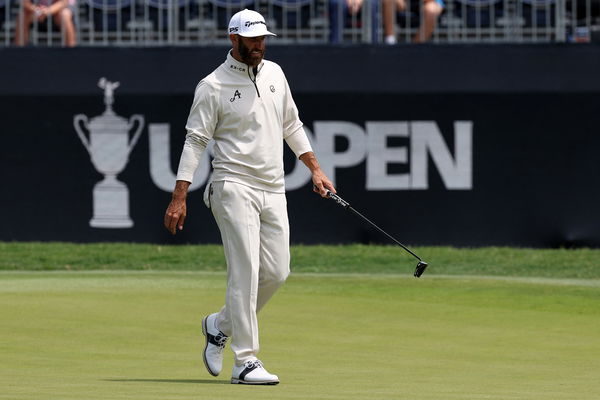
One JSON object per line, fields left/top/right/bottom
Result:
{"left": 323, "top": 190, "right": 428, "bottom": 277}
{"left": 325, "top": 190, "right": 422, "bottom": 261}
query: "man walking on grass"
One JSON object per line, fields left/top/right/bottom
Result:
{"left": 163, "top": 9, "right": 335, "bottom": 385}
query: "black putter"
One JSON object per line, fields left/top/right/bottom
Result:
{"left": 317, "top": 188, "right": 428, "bottom": 278}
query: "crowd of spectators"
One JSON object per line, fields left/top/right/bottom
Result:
{"left": 7, "top": 0, "right": 599, "bottom": 47}
{"left": 7, "top": 0, "right": 450, "bottom": 46}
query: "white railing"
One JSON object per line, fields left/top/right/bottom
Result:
{"left": 1, "top": 0, "right": 598, "bottom": 46}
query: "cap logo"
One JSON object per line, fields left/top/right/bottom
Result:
{"left": 245, "top": 20, "right": 266, "bottom": 28}
{"left": 229, "top": 27, "right": 238, "bottom": 33}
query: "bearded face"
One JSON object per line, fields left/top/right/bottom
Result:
{"left": 236, "top": 36, "right": 266, "bottom": 67}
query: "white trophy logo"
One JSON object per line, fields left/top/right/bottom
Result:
{"left": 74, "top": 78, "right": 145, "bottom": 228}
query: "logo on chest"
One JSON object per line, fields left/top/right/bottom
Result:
{"left": 230, "top": 90, "right": 242, "bottom": 102}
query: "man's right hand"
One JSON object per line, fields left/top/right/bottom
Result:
{"left": 164, "top": 198, "right": 187, "bottom": 235}
{"left": 164, "top": 180, "right": 191, "bottom": 235}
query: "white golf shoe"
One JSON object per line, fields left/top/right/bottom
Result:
{"left": 201, "top": 313, "right": 228, "bottom": 376}
{"left": 231, "top": 360, "right": 279, "bottom": 385}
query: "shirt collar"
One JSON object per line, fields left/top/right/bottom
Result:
{"left": 226, "top": 51, "right": 264, "bottom": 76}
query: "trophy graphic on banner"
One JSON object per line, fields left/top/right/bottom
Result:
{"left": 74, "top": 78, "right": 144, "bottom": 228}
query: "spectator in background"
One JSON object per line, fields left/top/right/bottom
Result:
{"left": 14, "top": 0, "right": 77, "bottom": 47}
{"left": 329, "top": 0, "right": 380, "bottom": 43}
{"left": 382, "top": 0, "right": 443, "bottom": 43}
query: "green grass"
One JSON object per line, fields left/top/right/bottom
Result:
{"left": 2, "top": 242, "right": 600, "bottom": 278}
{"left": 1, "top": 271, "right": 599, "bottom": 400}
{"left": 1, "top": 242, "right": 600, "bottom": 399}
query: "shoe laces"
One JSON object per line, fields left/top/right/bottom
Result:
{"left": 244, "top": 360, "right": 264, "bottom": 370}
{"left": 214, "top": 332, "right": 228, "bottom": 352}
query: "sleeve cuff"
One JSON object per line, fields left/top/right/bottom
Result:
{"left": 175, "top": 132, "right": 209, "bottom": 183}
{"left": 285, "top": 129, "right": 313, "bottom": 159}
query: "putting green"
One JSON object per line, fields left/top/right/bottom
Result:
{"left": 1, "top": 271, "right": 598, "bottom": 400}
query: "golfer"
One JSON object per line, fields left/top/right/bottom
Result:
{"left": 164, "top": 9, "right": 335, "bottom": 385}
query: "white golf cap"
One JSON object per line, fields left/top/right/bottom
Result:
{"left": 228, "top": 9, "right": 276, "bottom": 37}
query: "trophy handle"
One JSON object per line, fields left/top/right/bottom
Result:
{"left": 127, "top": 115, "right": 145, "bottom": 152}
{"left": 73, "top": 114, "right": 91, "bottom": 154}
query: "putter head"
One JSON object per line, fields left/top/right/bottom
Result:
{"left": 414, "top": 261, "right": 428, "bottom": 278}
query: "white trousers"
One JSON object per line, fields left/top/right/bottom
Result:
{"left": 208, "top": 180, "right": 290, "bottom": 366}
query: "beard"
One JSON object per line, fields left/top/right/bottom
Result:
{"left": 238, "top": 39, "right": 264, "bottom": 67}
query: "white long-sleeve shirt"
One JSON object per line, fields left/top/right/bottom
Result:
{"left": 176, "top": 51, "right": 312, "bottom": 193}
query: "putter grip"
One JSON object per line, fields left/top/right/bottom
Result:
{"left": 313, "top": 185, "right": 350, "bottom": 209}
{"left": 327, "top": 191, "right": 350, "bottom": 209}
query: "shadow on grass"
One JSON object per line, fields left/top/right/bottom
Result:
{"left": 105, "top": 378, "right": 229, "bottom": 385}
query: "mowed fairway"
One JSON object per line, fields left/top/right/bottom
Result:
{"left": 1, "top": 270, "right": 599, "bottom": 400}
